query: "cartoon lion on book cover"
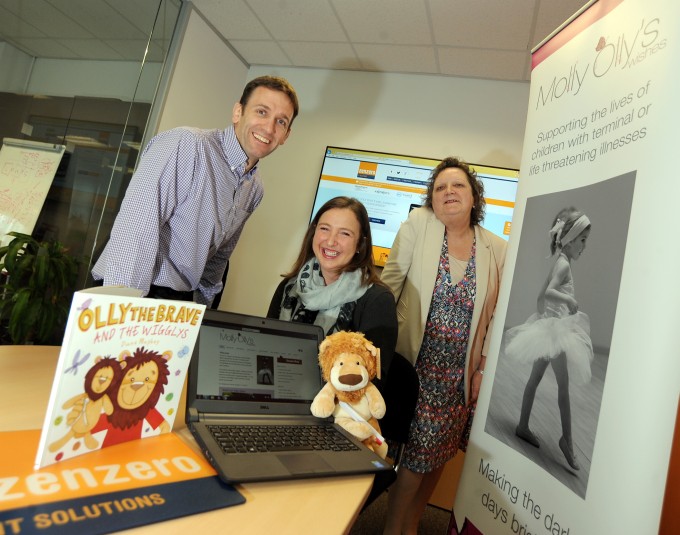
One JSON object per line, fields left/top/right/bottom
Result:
{"left": 49, "top": 346, "right": 173, "bottom": 452}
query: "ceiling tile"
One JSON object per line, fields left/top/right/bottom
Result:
{"left": 332, "top": 0, "right": 432, "bottom": 45}
{"left": 280, "top": 41, "right": 361, "bottom": 70}
{"left": 0, "top": 0, "right": 94, "bottom": 38}
{"left": 353, "top": 43, "right": 438, "bottom": 74}
{"left": 533, "top": 0, "right": 590, "bottom": 48}
{"left": 245, "top": 0, "right": 347, "bottom": 42}
{"left": 0, "top": 4, "right": 47, "bottom": 38}
{"left": 228, "top": 39, "right": 292, "bottom": 66}
{"left": 12, "top": 37, "right": 81, "bottom": 59}
{"left": 57, "top": 39, "right": 123, "bottom": 60}
{"left": 106, "top": 0, "right": 181, "bottom": 37}
{"left": 45, "top": 0, "right": 147, "bottom": 40}
{"left": 191, "top": 0, "right": 270, "bottom": 40}
{"left": 104, "top": 39, "right": 167, "bottom": 63}
{"left": 0, "top": 0, "right": 590, "bottom": 82}
{"left": 430, "top": 0, "right": 535, "bottom": 50}
{"left": 438, "top": 47, "right": 526, "bottom": 81}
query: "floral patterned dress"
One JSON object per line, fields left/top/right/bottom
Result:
{"left": 401, "top": 233, "right": 477, "bottom": 473}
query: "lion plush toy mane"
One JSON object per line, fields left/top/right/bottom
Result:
{"left": 310, "top": 331, "right": 388, "bottom": 459}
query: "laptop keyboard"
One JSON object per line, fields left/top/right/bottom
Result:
{"left": 207, "top": 424, "right": 361, "bottom": 454}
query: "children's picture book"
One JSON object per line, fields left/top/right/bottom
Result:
{"left": 35, "top": 286, "right": 206, "bottom": 468}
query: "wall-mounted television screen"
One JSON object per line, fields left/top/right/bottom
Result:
{"left": 310, "top": 146, "right": 519, "bottom": 266}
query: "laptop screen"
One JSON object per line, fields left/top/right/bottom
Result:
{"left": 188, "top": 310, "right": 325, "bottom": 417}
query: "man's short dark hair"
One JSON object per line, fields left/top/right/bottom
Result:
{"left": 240, "top": 76, "right": 299, "bottom": 127}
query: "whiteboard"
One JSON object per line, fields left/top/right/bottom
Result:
{"left": 0, "top": 138, "right": 66, "bottom": 246}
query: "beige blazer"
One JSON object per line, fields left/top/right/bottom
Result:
{"left": 381, "top": 207, "right": 506, "bottom": 403}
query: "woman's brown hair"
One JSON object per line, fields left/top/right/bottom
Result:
{"left": 282, "top": 196, "right": 382, "bottom": 286}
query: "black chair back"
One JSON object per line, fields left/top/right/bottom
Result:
{"left": 380, "top": 352, "right": 419, "bottom": 445}
{"left": 359, "top": 352, "right": 419, "bottom": 513}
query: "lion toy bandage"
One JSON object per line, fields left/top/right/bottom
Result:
{"left": 310, "top": 331, "right": 388, "bottom": 459}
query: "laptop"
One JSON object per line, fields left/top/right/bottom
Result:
{"left": 186, "top": 309, "right": 394, "bottom": 483}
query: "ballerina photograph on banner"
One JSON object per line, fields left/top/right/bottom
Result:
{"left": 484, "top": 172, "right": 635, "bottom": 498}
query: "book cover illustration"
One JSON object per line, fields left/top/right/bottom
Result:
{"left": 35, "top": 287, "right": 206, "bottom": 468}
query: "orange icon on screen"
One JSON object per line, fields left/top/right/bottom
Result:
{"left": 358, "top": 161, "right": 378, "bottom": 178}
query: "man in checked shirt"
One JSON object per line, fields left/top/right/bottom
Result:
{"left": 91, "top": 76, "right": 299, "bottom": 307}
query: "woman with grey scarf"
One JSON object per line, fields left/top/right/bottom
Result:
{"left": 267, "top": 196, "right": 397, "bottom": 386}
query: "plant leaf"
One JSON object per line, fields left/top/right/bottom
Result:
{"left": 3, "top": 237, "right": 27, "bottom": 273}
{"left": 1, "top": 233, "right": 83, "bottom": 344}
{"left": 8, "top": 289, "right": 31, "bottom": 343}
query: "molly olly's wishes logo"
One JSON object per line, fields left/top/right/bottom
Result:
{"left": 536, "top": 17, "right": 666, "bottom": 109}
{"left": 592, "top": 18, "right": 666, "bottom": 77}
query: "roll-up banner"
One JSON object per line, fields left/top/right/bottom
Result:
{"left": 451, "top": 0, "right": 679, "bottom": 533}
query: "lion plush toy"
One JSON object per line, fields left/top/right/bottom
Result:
{"left": 310, "top": 331, "right": 388, "bottom": 459}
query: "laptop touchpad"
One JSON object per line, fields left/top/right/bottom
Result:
{"left": 278, "top": 453, "right": 333, "bottom": 474}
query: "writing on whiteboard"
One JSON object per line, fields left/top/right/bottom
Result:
{"left": 0, "top": 139, "right": 65, "bottom": 246}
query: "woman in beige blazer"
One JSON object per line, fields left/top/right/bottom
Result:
{"left": 381, "top": 157, "right": 506, "bottom": 535}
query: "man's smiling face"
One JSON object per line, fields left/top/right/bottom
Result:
{"left": 232, "top": 86, "right": 294, "bottom": 169}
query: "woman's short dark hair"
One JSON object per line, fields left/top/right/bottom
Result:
{"left": 240, "top": 75, "right": 299, "bottom": 127}
{"left": 283, "top": 196, "right": 382, "bottom": 286}
{"left": 423, "top": 157, "right": 486, "bottom": 226}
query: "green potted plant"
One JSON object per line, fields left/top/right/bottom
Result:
{"left": 0, "top": 232, "right": 82, "bottom": 345}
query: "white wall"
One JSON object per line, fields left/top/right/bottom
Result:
{"left": 220, "top": 66, "right": 530, "bottom": 316}
{"left": 0, "top": 42, "right": 33, "bottom": 93}
{"left": 151, "top": 8, "right": 532, "bottom": 318}
{"left": 155, "top": 7, "right": 248, "bottom": 132}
